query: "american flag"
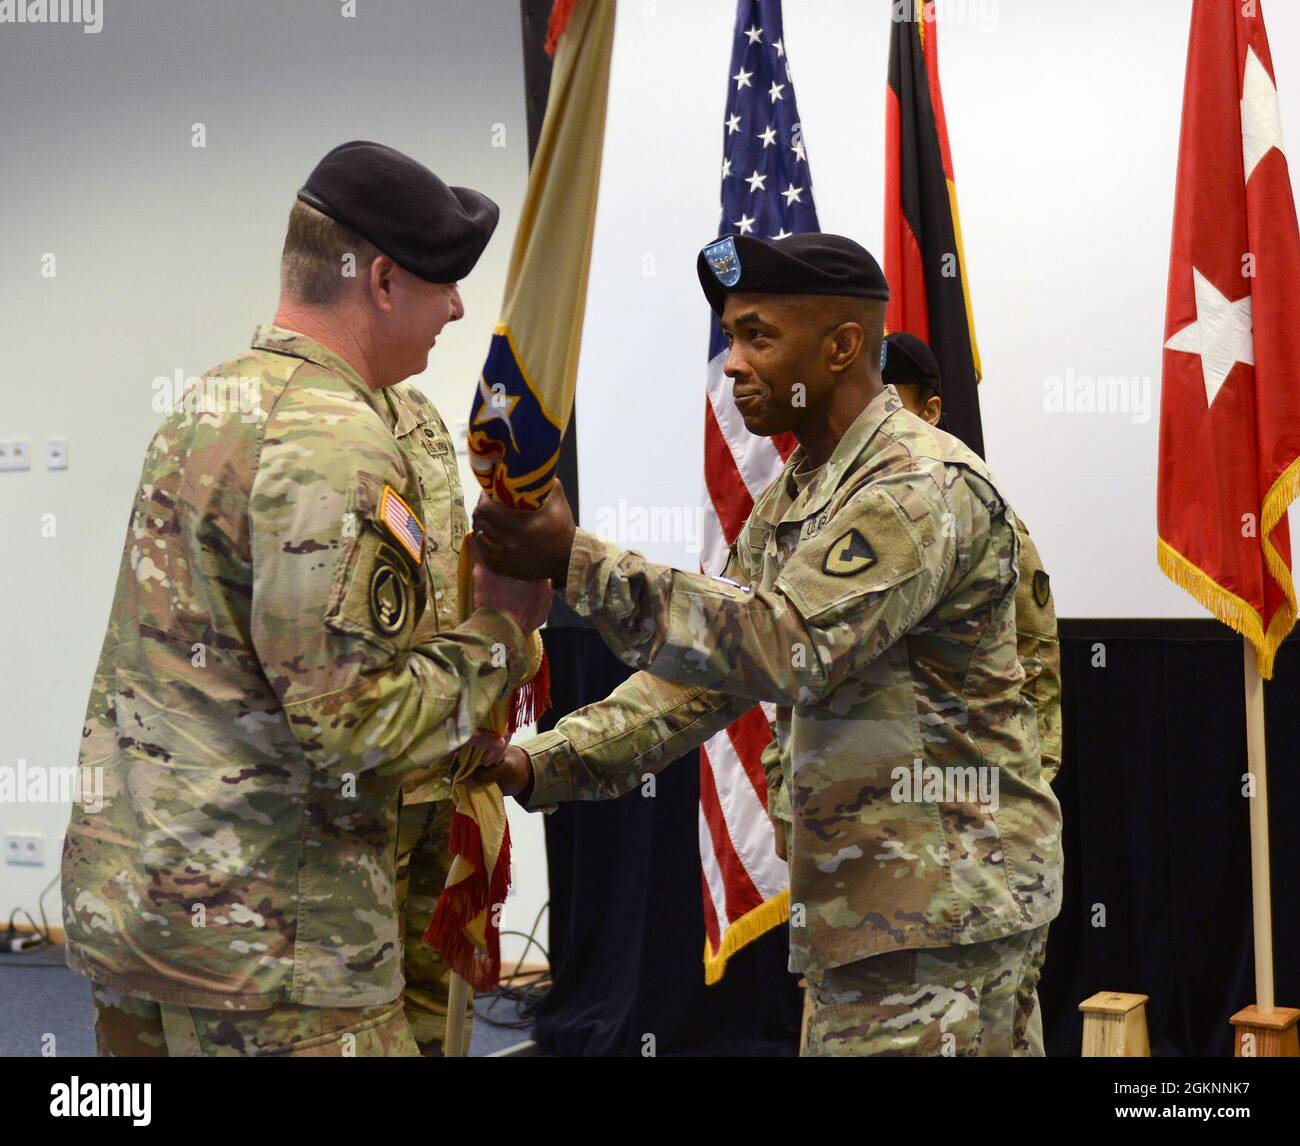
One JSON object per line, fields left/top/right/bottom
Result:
{"left": 380, "top": 485, "right": 426, "bottom": 565}
{"left": 698, "top": 0, "right": 819, "bottom": 984}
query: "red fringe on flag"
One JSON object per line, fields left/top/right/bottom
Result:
{"left": 507, "top": 649, "right": 551, "bottom": 737}
{"left": 544, "top": 0, "right": 577, "bottom": 55}
{"left": 422, "top": 810, "right": 513, "bottom": 992}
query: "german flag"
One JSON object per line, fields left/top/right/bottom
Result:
{"left": 885, "top": 0, "right": 983, "bottom": 457}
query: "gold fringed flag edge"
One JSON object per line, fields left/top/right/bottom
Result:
{"left": 508, "top": 642, "right": 551, "bottom": 737}
{"left": 1157, "top": 445, "right": 1300, "bottom": 680}
{"left": 1157, "top": 536, "right": 1294, "bottom": 681}
{"left": 423, "top": 807, "right": 513, "bottom": 993}
{"left": 702, "top": 890, "right": 790, "bottom": 987}
{"left": 422, "top": 535, "right": 550, "bottom": 992}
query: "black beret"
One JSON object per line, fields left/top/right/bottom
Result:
{"left": 297, "top": 140, "right": 500, "bottom": 284}
{"left": 882, "top": 332, "right": 942, "bottom": 393}
{"left": 696, "top": 232, "right": 890, "bottom": 315}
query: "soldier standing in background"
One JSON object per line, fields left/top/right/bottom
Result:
{"left": 61, "top": 141, "right": 551, "bottom": 1056}
{"left": 881, "top": 331, "right": 1062, "bottom": 787}
{"left": 474, "top": 233, "right": 1063, "bottom": 1057}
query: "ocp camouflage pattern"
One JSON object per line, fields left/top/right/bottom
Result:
{"left": 524, "top": 386, "right": 1062, "bottom": 975}
{"left": 62, "top": 325, "right": 526, "bottom": 1010}
{"left": 1008, "top": 517, "right": 1062, "bottom": 783}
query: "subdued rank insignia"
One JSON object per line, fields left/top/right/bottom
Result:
{"left": 369, "top": 545, "right": 412, "bottom": 636}
{"left": 823, "top": 528, "right": 877, "bottom": 576}
{"left": 1032, "top": 569, "right": 1052, "bottom": 608}
{"left": 379, "top": 484, "right": 425, "bottom": 565}
{"left": 704, "top": 236, "right": 742, "bottom": 286}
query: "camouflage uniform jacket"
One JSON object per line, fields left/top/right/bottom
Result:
{"left": 769, "top": 511, "right": 1064, "bottom": 824}
{"left": 524, "top": 386, "right": 1063, "bottom": 974}
{"left": 1008, "top": 518, "right": 1062, "bottom": 784}
{"left": 62, "top": 325, "right": 527, "bottom": 1009}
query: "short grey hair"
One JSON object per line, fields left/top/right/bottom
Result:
{"left": 279, "top": 199, "right": 381, "bottom": 305}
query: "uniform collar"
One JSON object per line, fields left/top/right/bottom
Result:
{"left": 763, "top": 384, "right": 904, "bottom": 525}
{"left": 250, "top": 323, "right": 395, "bottom": 428}
{"left": 386, "top": 385, "right": 430, "bottom": 437}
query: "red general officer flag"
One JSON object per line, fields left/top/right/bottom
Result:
{"left": 1157, "top": 0, "right": 1300, "bottom": 678}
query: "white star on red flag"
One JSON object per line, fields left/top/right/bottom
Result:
{"left": 1242, "top": 46, "right": 1285, "bottom": 182}
{"left": 1164, "top": 267, "right": 1255, "bottom": 407}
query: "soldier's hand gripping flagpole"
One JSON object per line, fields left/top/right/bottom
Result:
{"left": 427, "top": 0, "right": 615, "bottom": 1055}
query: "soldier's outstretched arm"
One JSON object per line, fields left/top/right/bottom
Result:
{"left": 513, "top": 532, "right": 762, "bottom": 806}
{"left": 560, "top": 482, "right": 956, "bottom": 706}
{"left": 249, "top": 393, "right": 533, "bottom": 778}
{"left": 522, "top": 673, "right": 754, "bottom": 807}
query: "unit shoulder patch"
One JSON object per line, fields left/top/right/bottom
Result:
{"left": 1032, "top": 569, "right": 1051, "bottom": 608}
{"left": 822, "top": 528, "right": 877, "bottom": 577}
{"left": 777, "top": 488, "right": 927, "bottom": 623}
{"left": 369, "top": 544, "right": 413, "bottom": 636}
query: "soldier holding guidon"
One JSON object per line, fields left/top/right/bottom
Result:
{"left": 62, "top": 142, "right": 551, "bottom": 1057}
{"left": 475, "top": 233, "right": 1064, "bottom": 1057}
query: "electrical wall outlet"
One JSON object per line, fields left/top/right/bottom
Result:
{"left": 4, "top": 833, "right": 44, "bottom": 866}
{"left": 0, "top": 440, "right": 32, "bottom": 471}
{"left": 46, "top": 438, "right": 69, "bottom": 470}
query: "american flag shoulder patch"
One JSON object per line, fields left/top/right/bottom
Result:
{"left": 379, "top": 484, "right": 425, "bottom": 565}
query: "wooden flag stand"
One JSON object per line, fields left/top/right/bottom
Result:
{"left": 1081, "top": 641, "right": 1298, "bottom": 1057}
{"left": 1079, "top": 992, "right": 1151, "bottom": 1057}
{"left": 1229, "top": 639, "right": 1300, "bottom": 1057}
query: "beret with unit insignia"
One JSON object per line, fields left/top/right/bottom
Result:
{"left": 298, "top": 140, "right": 500, "bottom": 284}
{"left": 696, "top": 232, "right": 890, "bottom": 316}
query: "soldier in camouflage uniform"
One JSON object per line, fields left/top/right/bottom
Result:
{"left": 61, "top": 141, "right": 551, "bottom": 1057}
{"left": 880, "top": 331, "right": 1062, "bottom": 788}
{"left": 474, "top": 234, "right": 1063, "bottom": 1056}
{"left": 867, "top": 331, "right": 1062, "bottom": 1055}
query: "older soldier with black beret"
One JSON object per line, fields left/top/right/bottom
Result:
{"left": 474, "top": 232, "right": 1063, "bottom": 1057}
{"left": 62, "top": 141, "right": 551, "bottom": 1057}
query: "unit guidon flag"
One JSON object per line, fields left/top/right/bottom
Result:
{"left": 467, "top": 0, "right": 613, "bottom": 507}
{"left": 425, "top": 0, "right": 615, "bottom": 992}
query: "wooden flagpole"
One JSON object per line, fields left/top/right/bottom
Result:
{"left": 1242, "top": 638, "right": 1274, "bottom": 1014}
{"left": 445, "top": 976, "right": 470, "bottom": 1057}
{"left": 1229, "top": 637, "right": 1300, "bottom": 1055}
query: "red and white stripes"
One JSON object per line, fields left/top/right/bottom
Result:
{"left": 699, "top": 348, "right": 795, "bottom": 983}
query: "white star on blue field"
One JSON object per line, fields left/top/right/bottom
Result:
{"left": 711, "top": 0, "right": 820, "bottom": 357}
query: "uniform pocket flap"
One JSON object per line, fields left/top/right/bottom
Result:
{"left": 776, "top": 491, "right": 925, "bottom": 622}
{"left": 325, "top": 473, "right": 424, "bottom": 648}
